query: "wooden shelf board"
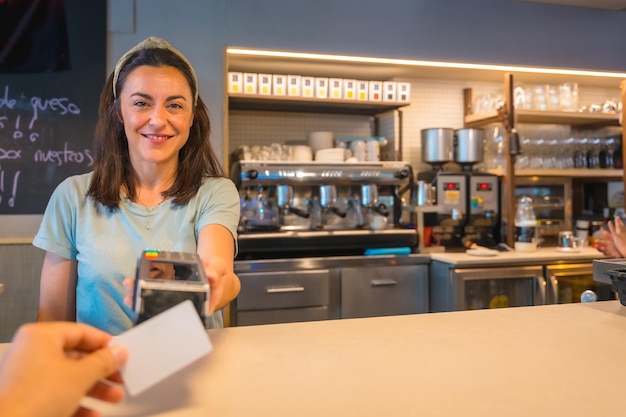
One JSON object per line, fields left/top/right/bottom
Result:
{"left": 228, "top": 93, "right": 409, "bottom": 115}
{"left": 486, "top": 168, "right": 623, "bottom": 178}
{"left": 465, "top": 110, "right": 620, "bottom": 127}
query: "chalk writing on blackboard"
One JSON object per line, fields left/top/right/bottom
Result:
{"left": 0, "top": 84, "right": 94, "bottom": 214}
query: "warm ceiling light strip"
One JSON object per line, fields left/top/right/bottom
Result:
{"left": 227, "top": 47, "right": 626, "bottom": 79}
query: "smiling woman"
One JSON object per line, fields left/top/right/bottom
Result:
{"left": 32, "top": 37, "right": 241, "bottom": 335}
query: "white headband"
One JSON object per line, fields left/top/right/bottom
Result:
{"left": 112, "top": 36, "right": 199, "bottom": 103}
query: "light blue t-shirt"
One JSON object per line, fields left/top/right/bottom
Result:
{"left": 33, "top": 172, "right": 240, "bottom": 335}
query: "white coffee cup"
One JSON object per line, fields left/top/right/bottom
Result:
{"left": 366, "top": 140, "right": 380, "bottom": 161}
{"left": 307, "top": 131, "right": 334, "bottom": 154}
{"left": 350, "top": 140, "right": 366, "bottom": 161}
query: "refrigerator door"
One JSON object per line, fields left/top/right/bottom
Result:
{"left": 545, "top": 263, "right": 616, "bottom": 304}
{"left": 454, "top": 266, "right": 546, "bottom": 311}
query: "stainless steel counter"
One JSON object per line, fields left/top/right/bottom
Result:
{"left": 235, "top": 253, "right": 429, "bottom": 272}
{"left": 237, "top": 228, "right": 419, "bottom": 260}
{"left": 233, "top": 254, "right": 430, "bottom": 325}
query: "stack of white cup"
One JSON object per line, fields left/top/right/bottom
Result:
{"left": 307, "top": 131, "right": 334, "bottom": 154}
{"left": 349, "top": 140, "right": 380, "bottom": 161}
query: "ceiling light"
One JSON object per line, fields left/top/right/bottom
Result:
{"left": 227, "top": 48, "right": 626, "bottom": 79}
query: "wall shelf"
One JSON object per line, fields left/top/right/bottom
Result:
{"left": 486, "top": 168, "right": 623, "bottom": 178}
{"left": 464, "top": 109, "right": 620, "bottom": 129}
{"left": 228, "top": 93, "right": 408, "bottom": 115}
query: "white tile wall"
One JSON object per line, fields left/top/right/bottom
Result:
{"left": 228, "top": 110, "right": 372, "bottom": 149}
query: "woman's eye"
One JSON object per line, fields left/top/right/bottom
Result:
{"left": 133, "top": 100, "right": 148, "bottom": 107}
{"left": 169, "top": 102, "right": 183, "bottom": 109}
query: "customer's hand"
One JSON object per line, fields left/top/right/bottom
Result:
{"left": 0, "top": 322, "right": 128, "bottom": 417}
{"left": 608, "top": 216, "right": 626, "bottom": 258}
{"left": 594, "top": 229, "right": 623, "bottom": 258}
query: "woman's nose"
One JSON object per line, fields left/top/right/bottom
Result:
{"left": 148, "top": 105, "right": 167, "bottom": 125}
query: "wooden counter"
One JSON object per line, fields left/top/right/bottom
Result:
{"left": 5, "top": 300, "right": 618, "bottom": 417}
{"left": 430, "top": 246, "right": 606, "bottom": 267}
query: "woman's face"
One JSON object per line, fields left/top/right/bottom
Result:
{"left": 118, "top": 65, "right": 194, "bottom": 168}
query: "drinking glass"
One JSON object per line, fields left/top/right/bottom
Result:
{"left": 559, "top": 82, "right": 578, "bottom": 111}
{"left": 545, "top": 85, "right": 559, "bottom": 111}
{"left": 532, "top": 85, "right": 547, "bottom": 111}
{"left": 604, "top": 135, "right": 620, "bottom": 169}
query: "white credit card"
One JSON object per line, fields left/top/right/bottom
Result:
{"left": 111, "top": 299, "right": 213, "bottom": 396}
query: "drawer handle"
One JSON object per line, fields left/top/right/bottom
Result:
{"left": 266, "top": 286, "right": 305, "bottom": 294}
{"left": 371, "top": 279, "right": 399, "bottom": 287}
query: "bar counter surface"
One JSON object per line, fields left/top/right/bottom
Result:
{"left": 2, "top": 300, "right": 622, "bottom": 416}
{"left": 430, "top": 246, "right": 606, "bottom": 266}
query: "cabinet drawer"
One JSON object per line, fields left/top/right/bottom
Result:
{"left": 237, "top": 270, "right": 330, "bottom": 310}
{"left": 341, "top": 265, "right": 428, "bottom": 319}
{"left": 237, "top": 306, "right": 330, "bottom": 326}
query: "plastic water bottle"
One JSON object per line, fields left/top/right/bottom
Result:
{"left": 514, "top": 195, "right": 537, "bottom": 252}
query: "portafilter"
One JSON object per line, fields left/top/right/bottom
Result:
{"left": 277, "top": 184, "right": 309, "bottom": 218}
{"left": 361, "top": 184, "right": 378, "bottom": 208}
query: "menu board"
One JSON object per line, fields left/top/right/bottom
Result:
{"left": 0, "top": 0, "right": 105, "bottom": 214}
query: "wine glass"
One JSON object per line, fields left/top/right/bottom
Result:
{"left": 604, "top": 135, "right": 620, "bottom": 169}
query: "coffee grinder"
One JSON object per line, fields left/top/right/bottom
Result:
{"left": 417, "top": 128, "right": 468, "bottom": 249}
{"left": 455, "top": 128, "right": 500, "bottom": 248}
{"left": 465, "top": 173, "right": 500, "bottom": 248}
{"left": 417, "top": 128, "right": 500, "bottom": 250}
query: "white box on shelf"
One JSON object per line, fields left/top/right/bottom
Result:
{"left": 272, "top": 74, "right": 287, "bottom": 96}
{"left": 397, "top": 82, "right": 411, "bottom": 102}
{"left": 356, "top": 80, "right": 369, "bottom": 101}
{"left": 258, "top": 73, "right": 272, "bottom": 95}
{"left": 243, "top": 73, "right": 257, "bottom": 95}
{"left": 383, "top": 81, "right": 397, "bottom": 102}
{"left": 315, "top": 77, "right": 328, "bottom": 99}
{"left": 343, "top": 79, "right": 357, "bottom": 100}
{"left": 329, "top": 78, "right": 343, "bottom": 99}
{"left": 369, "top": 81, "right": 382, "bottom": 101}
{"left": 287, "top": 75, "right": 302, "bottom": 96}
{"left": 301, "top": 76, "right": 315, "bottom": 98}
{"left": 227, "top": 72, "right": 243, "bottom": 94}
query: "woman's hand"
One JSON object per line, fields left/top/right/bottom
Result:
{"left": 201, "top": 256, "right": 240, "bottom": 315}
{"left": 197, "top": 225, "right": 241, "bottom": 315}
{"left": 0, "top": 322, "right": 128, "bottom": 417}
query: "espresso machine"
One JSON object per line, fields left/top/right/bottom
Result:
{"left": 230, "top": 160, "right": 418, "bottom": 258}
{"left": 417, "top": 128, "right": 501, "bottom": 250}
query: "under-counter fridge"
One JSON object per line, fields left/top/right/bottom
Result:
{"left": 430, "top": 261, "right": 546, "bottom": 312}
{"left": 545, "top": 263, "right": 616, "bottom": 304}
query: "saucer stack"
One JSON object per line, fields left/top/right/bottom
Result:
{"left": 314, "top": 148, "right": 344, "bottom": 162}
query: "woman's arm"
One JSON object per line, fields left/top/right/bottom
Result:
{"left": 37, "top": 252, "right": 78, "bottom": 321}
{"left": 197, "top": 224, "right": 241, "bottom": 314}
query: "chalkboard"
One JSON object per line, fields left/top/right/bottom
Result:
{"left": 0, "top": 0, "right": 105, "bottom": 214}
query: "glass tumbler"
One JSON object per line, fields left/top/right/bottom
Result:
{"left": 559, "top": 82, "right": 578, "bottom": 111}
